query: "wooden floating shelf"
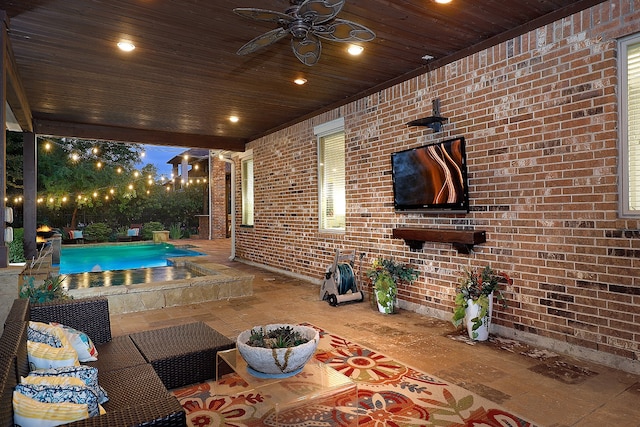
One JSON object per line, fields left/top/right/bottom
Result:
{"left": 392, "top": 227, "right": 486, "bottom": 254}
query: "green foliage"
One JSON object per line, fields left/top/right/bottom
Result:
{"left": 142, "top": 221, "right": 164, "bottom": 240}
{"left": 7, "top": 132, "right": 25, "bottom": 195}
{"left": 366, "top": 257, "right": 419, "bottom": 314}
{"left": 84, "top": 223, "right": 111, "bottom": 242}
{"left": 451, "top": 266, "right": 513, "bottom": 333}
{"left": 246, "top": 326, "right": 310, "bottom": 349}
{"left": 366, "top": 257, "right": 419, "bottom": 285}
{"left": 36, "top": 137, "right": 141, "bottom": 211}
{"left": 9, "top": 228, "right": 26, "bottom": 263}
{"left": 169, "top": 223, "right": 183, "bottom": 239}
{"left": 373, "top": 271, "right": 396, "bottom": 314}
{"left": 19, "top": 275, "right": 72, "bottom": 303}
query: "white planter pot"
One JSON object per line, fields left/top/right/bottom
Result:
{"left": 237, "top": 324, "right": 319, "bottom": 377}
{"left": 464, "top": 292, "right": 493, "bottom": 341}
{"left": 376, "top": 292, "right": 396, "bottom": 314}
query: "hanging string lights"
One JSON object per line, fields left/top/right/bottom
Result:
{"left": 7, "top": 138, "right": 208, "bottom": 207}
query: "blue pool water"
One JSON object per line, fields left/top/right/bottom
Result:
{"left": 59, "top": 243, "right": 204, "bottom": 274}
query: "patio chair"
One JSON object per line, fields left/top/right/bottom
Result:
{"left": 62, "top": 227, "right": 84, "bottom": 244}
{"left": 128, "top": 223, "right": 143, "bottom": 241}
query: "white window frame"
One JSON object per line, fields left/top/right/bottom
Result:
{"left": 239, "top": 151, "right": 254, "bottom": 226}
{"left": 315, "top": 117, "right": 346, "bottom": 231}
{"left": 619, "top": 34, "right": 640, "bottom": 217}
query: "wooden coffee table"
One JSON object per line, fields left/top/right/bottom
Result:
{"left": 216, "top": 348, "right": 358, "bottom": 425}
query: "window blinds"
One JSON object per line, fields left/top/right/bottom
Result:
{"left": 319, "top": 132, "right": 346, "bottom": 230}
{"left": 241, "top": 158, "right": 254, "bottom": 225}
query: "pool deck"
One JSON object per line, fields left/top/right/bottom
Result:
{"left": 67, "top": 253, "right": 254, "bottom": 315}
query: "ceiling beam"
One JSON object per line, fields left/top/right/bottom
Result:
{"left": 34, "top": 118, "right": 247, "bottom": 151}
{"left": 34, "top": 118, "right": 247, "bottom": 152}
{"left": 2, "top": 11, "right": 32, "bottom": 132}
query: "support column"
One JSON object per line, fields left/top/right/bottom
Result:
{"left": 23, "top": 132, "right": 37, "bottom": 260}
{"left": 0, "top": 15, "right": 9, "bottom": 267}
{"left": 210, "top": 157, "right": 227, "bottom": 239}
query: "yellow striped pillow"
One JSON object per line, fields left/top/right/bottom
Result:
{"left": 21, "top": 375, "right": 86, "bottom": 388}
{"left": 26, "top": 341, "right": 79, "bottom": 370}
{"left": 12, "top": 391, "right": 88, "bottom": 427}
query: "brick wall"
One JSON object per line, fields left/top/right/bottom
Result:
{"left": 234, "top": 0, "right": 640, "bottom": 370}
{"left": 210, "top": 157, "right": 228, "bottom": 239}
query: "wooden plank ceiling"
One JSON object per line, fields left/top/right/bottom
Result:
{"left": 3, "top": 0, "right": 605, "bottom": 151}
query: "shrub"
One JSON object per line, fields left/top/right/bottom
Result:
{"left": 141, "top": 221, "right": 164, "bottom": 240}
{"left": 169, "top": 223, "right": 183, "bottom": 239}
{"left": 83, "top": 223, "right": 111, "bottom": 242}
{"left": 9, "top": 228, "right": 25, "bottom": 263}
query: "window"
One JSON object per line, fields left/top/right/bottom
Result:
{"left": 316, "top": 118, "right": 346, "bottom": 230}
{"left": 620, "top": 34, "right": 640, "bottom": 217}
{"left": 241, "top": 156, "right": 254, "bottom": 226}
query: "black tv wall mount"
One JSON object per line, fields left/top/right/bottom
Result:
{"left": 406, "top": 98, "right": 448, "bottom": 132}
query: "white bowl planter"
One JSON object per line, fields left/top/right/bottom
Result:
{"left": 237, "top": 324, "right": 319, "bottom": 377}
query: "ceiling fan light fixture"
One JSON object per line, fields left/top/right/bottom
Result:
{"left": 117, "top": 41, "right": 136, "bottom": 52}
{"left": 347, "top": 44, "right": 364, "bottom": 55}
{"left": 234, "top": 0, "right": 375, "bottom": 66}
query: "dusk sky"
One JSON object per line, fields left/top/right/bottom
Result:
{"left": 138, "top": 144, "right": 186, "bottom": 178}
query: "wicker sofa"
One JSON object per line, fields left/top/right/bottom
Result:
{"left": 0, "top": 297, "right": 186, "bottom": 427}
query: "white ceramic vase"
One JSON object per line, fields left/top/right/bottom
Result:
{"left": 376, "top": 291, "right": 396, "bottom": 314}
{"left": 464, "top": 292, "right": 493, "bottom": 341}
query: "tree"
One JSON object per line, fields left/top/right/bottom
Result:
{"left": 7, "top": 133, "right": 208, "bottom": 235}
{"left": 6, "top": 132, "right": 24, "bottom": 195}
{"left": 36, "top": 137, "right": 142, "bottom": 228}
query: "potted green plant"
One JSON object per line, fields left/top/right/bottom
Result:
{"left": 451, "top": 266, "right": 512, "bottom": 341}
{"left": 366, "top": 257, "right": 419, "bottom": 314}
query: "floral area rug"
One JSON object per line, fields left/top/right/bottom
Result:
{"left": 171, "top": 323, "right": 535, "bottom": 426}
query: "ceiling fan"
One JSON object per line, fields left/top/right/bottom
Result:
{"left": 234, "top": 0, "right": 376, "bottom": 66}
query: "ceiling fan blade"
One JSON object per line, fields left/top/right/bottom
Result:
{"left": 291, "top": 34, "right": 322, "bottom": 66}
{"left": 314, "top": 18, "right": 376, "bottom": 42}
{"left": 237, "top": 28, "right": 289, "bottom": 55}
{"left": 297, "top": 0, "right": 345, "bottom": 24}
{"left": 233, "top": 8, "right": 292, "bottom": 24}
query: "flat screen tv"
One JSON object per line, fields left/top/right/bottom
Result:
{"left": 391, "top": 137, "right": 469, "bottom": 213}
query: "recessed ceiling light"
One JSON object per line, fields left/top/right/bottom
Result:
{"left": 294, "top": 78, "right": 307, "bottom": 85}
{"left": 117, "top": 41, "right": 136, "bottom": 52}
{"left": 434, "top": 0, "right": 452, "bottom": 3}
{"left": 347, "top": 44, "right": 364, "bottom": 56}
{"left": 229, "top": 116, "right": 239, "bottom": 123}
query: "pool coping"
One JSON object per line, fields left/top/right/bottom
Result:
{"left": 67, "top": 257, "right": 254, "bottom": 314}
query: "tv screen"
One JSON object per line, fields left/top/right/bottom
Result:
{"left": 391, "top": 137, "right": 469, "bottom": 213}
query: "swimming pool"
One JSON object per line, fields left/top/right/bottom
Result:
{"left": 59, "top": 243, "right": 204, "bottom": 274}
